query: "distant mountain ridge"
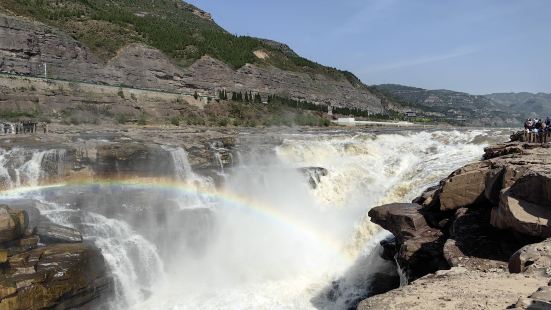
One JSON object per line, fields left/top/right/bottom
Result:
{"left": 372, "top": 84, "right": 551, "bottom": 126}
{"left": 484, "top": 92, "right": 551, "bottom": 116}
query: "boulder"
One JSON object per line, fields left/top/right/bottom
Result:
{"left": 4, "top": 200, "right": 45, "bottom": 236}
{"left": 491, "top": 188, "right": 551, "bottom": 238}
{"left": 36, "top": 222, "right": 83, "bottom": 244}
{"left": 508, "top": 171, "right": 551, "bottom": 207}
{"left": 299, "top": 167, "right": 328, "bottom": 189}
{"left": 369, "top": 203, "right": 448, "bottom": 280}
{"left": 509, "top": 239, "right": 551, "bottom": 275}
{"left": 515, "top": 286, "right": 551, "bottom": 309}
{"left": 484, "top": 165, "right": 529, "bottom": 205}
{"left": 397, "top": 230, "right": 447, "bottom": 280}
{"left": 439, "top": 162, "right": 491, "bottom": 211}
{"left": 0, "top": 243, "right": 112, "bottom": 309}
{"left": 483, "top": 143, "right": 523, "bottom": 160}
{"left": 368, "top": 203, "right": 428, "bottom": 243}
{"left": 0, "top": 206, "right": 28, "bottom": 244}
{"left": 412, "top": 185, "right": 440, "bottom": 210}
{"left": 443, "top": 207, "right": 521, "bottom": 269}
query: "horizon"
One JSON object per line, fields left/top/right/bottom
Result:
{"left": 187, "top": 0, "right": 551, "bottom": 95}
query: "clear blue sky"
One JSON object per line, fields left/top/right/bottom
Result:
{"left": 187, "top": 0, "right": 550, "bottom": 94}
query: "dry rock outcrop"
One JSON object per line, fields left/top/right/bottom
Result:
{"left": 358, "top": 267, "right": 547, "bottom": 310}
{"left": 360, "top": 140, "right": 551, "bottom": 308}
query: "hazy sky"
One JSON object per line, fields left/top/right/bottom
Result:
{"left": 187, "top": 0, "right": 550, "bottom": 94}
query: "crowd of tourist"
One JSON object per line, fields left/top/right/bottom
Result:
{"left": 1, "top": 121, "right": 47, "bottom": 135}
{"left": 524, "top": 117, "right": 551, "bottom": 133}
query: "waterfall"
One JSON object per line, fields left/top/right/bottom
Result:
{"left": 35, "top": 200, "right": 165, "bottom": 308}
{"left": 0, "top": 152, "right": 13, "bottom": 189}
{"left": 0, "top": 148, "right": 65, "bottom": 188}
{"left": 16, "top": 150, "right": 52, "bottom": 186}
{"left": 0, "top": 129, "right": 509, "bottom": 310}
{"left": 395, "top": 254, "right": 409, "bottom": 287}
{"left": 163, "top": 146, "right": 216, "bottom": 209}
{"left": 213, "top": 152, "right": 224, "bottom": 173}
{"left": 164, "top": 146, "right": 195, "bottom": 181}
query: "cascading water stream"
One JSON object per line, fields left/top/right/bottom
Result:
{"left": 35, "top": 201, "right": 165, "bottom": 308}
{"left": 0, "top": 148, "right": 65, "bottom": 188}
{"left": 0, "top": 129, "right": 509, "bottom": 309}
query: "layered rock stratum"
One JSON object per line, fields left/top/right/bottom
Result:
{"left": 0, "top": 201, "right": 112, "bottom": 309}
{"left": 359, "top": 138, "right": 551, "bottom": 309}
{"left": 0, "top": 11, "right": 383, "bottom": 114}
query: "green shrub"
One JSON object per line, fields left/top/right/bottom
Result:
{"left": 2, "top": 0, "right": 358, "bottom": 81}
{"left": 137, "top": 112, "right": 147, "bottom": 125}
{"left": 115, "top": 113, "right": 127, "bottom": 124}
{"left": 217, "top": 118, "right": 229, "bottom": 127}
{"left": 170, "top": 116, "right": 180, "bottom": 126}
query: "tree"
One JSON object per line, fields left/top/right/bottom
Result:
{"left": 138, "top": 112, "right": 147, "bottom": 125}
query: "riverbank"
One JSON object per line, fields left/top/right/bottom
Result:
{"left": 359, "top": 139, "right": 551, "bottom": 309}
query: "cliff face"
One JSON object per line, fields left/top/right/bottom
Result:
{"left": 360, "top": 140, "right": 551, "bottom": 309}
{"left": 0, "top": 12, "right": 383, "bottom": 112}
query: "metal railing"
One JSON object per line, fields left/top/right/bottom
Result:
{"left": 523, "top": 131, "right": 551, "bottom": 143}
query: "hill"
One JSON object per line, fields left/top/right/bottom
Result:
{"left": 372, "top": 84, "right": 523, "bottom": 126}
{"left": 484, "top": 92, "right": 551, "bottom": 117}
{"left": 0, "top": 0, "right": 383, "bottom": 117}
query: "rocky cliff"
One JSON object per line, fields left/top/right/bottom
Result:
{"left": 0, "top": 11, "right": 383, "bottom": 112}
{"left": 359, "top": 139, "right": 551, "bottom": 309}
{"left": 0, "top": 201, "right": 112, "bottom": 309}
{"left": 0, "top": 127, "right": 236, "bottom": 187}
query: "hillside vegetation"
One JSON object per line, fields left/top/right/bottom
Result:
{"left": 371, "top": 84, "right": 526, "bottom": 126}
{"left": 0, "top": 0, "right": 360, "bottom": 84}
{"left": 485, "top": 92, "right": 551, "bottom": 116}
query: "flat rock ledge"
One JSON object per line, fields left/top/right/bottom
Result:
{"left": 360, "top": 141, "right": 551, "bottom": 309}
{"left": 358, "top": 267, "right": 547, "bottom": 310}
{"left": 0, "top": 201, "right": 112, "bottom": 309}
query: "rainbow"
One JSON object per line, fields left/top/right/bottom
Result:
{"left": 0, "top": 177, "right": 349, "bottom": 258}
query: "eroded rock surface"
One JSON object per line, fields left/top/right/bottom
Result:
{"left": 0, "top": 203, "right": 112, "bottom": 309}
{"left": 0, "top": 12, "right": 383, "bottom": 112}
{"left": 361, "top": 142, "right": 551, "bottom": 309}
{"left": 358, "top": 267, "right": 547, "bottom": 310}
{"left": 509, "top": 238, "right": 551, "bottom": 275}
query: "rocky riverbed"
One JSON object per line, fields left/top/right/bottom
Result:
{"left": 359, "top": 139, "right": 551, "bottom": 309}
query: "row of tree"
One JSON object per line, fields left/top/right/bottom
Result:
{"left": 216, "top": 90, "right": 400, "bottom": 119}
{"left": 267, "top": 95, "right": 328, "bottom": 112}
{"left": 217, "top": 90, "right": 263, "bottom": 103}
